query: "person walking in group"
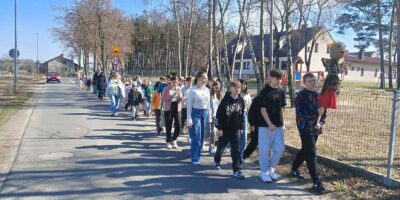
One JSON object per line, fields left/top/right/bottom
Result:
{"left": 208, "top": 81, "right": 222, "bottom": 154}
{"left": 187, "top": 71, "right": 211, "bottom": 165}
{"left": 239, "top": 79, "right": 252, "bottom": 162}
{"left": 92, "top": 71, "right": 99, "bottom": 96}
{"left": 291, "top": 73, "right": 326, "bottom": 194}
{"left": 258, "top": 69, "right": 286, "bottom": 183}
{"left": 97, "top": 72, "right": 107, "bottom": 101}
{"left": 152, "top": 81, "right": 163, "bottom": 135}
{"left": 75, "top": 70, "right": 81, "bottom": 89}
{"left": 181, "top": 77, "right": 193, "bottom": 141}
{"left": 242, "top": 93, "right": 262, "bottom": 161}
{"left": 142, "top": 80, "right": 153, "bottom": 117}
{"left": 128, "top": 82, "right": 143, "bottom": 120}
{"left": 106, "top": 72, "right": 125, "bottom": 116}
{"left": 162, "top": 76, "right": 183, "bottom": 149}
{"left": 213, "top": 80, "right": 246, "bottom": 180}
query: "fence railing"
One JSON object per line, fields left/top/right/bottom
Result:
{"left": 282, "top": 88, "right": 400, "bottom": 186}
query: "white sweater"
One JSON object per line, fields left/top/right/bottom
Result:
{"left": 241, "top": 93, "right": 252, "bottom": 112}
{"left": 186, "top": 85, "right": 211, "bottom": 127}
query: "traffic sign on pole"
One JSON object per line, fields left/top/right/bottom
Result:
{"left": 9, "top": 49, "right": 20, "bottom": 59}
{"left": 112, "top": 57, "right": 120, "bottom": 65}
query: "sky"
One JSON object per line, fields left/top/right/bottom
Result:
{"left": 0, "top": 0, "right": 359, "bottom": 62}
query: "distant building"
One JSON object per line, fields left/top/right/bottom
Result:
{"left": 344, "top": 50, "right": 397, "bottom": 82}
{"left": 40, "top": 54, "right": 79, "bottom": 76}
{"left": 221, "top": 26, "right": 334, "bottom": 78}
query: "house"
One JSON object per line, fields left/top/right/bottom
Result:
{"left": 344, "top": 50, "right": 397, "bottom": 82}
{"left": 40, "top": 54, "right": 79, "bottom": 76}
{"left": 221, "top": 26, "right": 334, "bottom": 78}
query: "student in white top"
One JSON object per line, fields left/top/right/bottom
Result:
{"left": 186, "top": 71, "right": 211, "bottom": 165}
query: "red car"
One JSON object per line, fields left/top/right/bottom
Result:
{"left": 46, "top": 72, "right": 61, "bottom": 83}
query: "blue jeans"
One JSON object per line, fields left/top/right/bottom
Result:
{"left": 189, "top": 108, "right": 208, "bottom": 162}
{"left": 110, "top": 95, "right": 121, "bottom": 115}
{"left": 240, "top": 111, "right": 248, "bottom": 153}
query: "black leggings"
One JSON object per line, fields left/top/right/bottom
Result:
{"left": 242, "top": 128, "right": 258, "bottom": 159}
{"left": 164, "top": 102, "right": 181, "bottom": 143}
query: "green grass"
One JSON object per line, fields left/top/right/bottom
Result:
{"left": 0, "top": 92, "right": 34, "bottom": 126}
{"left": 340, "top": 81, "right": 380, "bottom": 89}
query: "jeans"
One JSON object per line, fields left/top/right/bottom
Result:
{"left": 292, "top": 134, "right": 319, "bottom": 183}
{"left": 144, "top": 101, "right": 151, "bottom": 115}
{"left": 189, "top": 108, "right": 208, "bottom": 162}
{"left": 110, "top": 95, "right": 121, "bottom": 115}
{"left": 258, "top": 127, "right": 285, "bottom": 173}
{"left": 214, "top": 129, "right": 242, "bottom": 172}
{"left": 243, "top": 127, "right": 258, "bottom": 159}
{"left": 165, "top": 102, "right": 181, "bottom": 143}
{"left": 131, "top": 105, "right": 140, "bottom": 118}
{"left": 240, "top": 112, "right": 248, "bottom": 153}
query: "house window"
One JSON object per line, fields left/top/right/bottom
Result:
{"left": 314, "top": 43, "right": 319, "bottom": 53}
{"left": 327, "top": 46, "right": 330, "bottom": 54}
{"left": 234, "top": 62, "right": 240, "bottom": 70}
{"left": 281, "top": 61, "right": 287, "bottom": 70}
{"left": 243, "top": 62, "right": 250, "bottom": 70}
{"left": 307, "top": 46, "right": 311, "bottom": 52}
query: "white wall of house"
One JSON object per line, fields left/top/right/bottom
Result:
{"left": 296, "top": 30, "right": 333, "bottom": 72}
{"left": 344, "top": 62, "right": 397, "bottom": 82}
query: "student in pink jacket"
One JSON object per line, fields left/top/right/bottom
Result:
{"left": 162, "top": 76, "right": 183, "bottom": 149}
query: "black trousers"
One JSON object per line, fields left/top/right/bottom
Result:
{"left": 181, "top": 108, "right": 187, "bottom": 129}
{"left": 291, "top": 133, "right": 319, "bottom": 183}
{"left": 164, "top": 102, "right": 181, "bottom": 143}
{"left": 214, "top": 129, "right": 241, "bottom": 173}
{"left": 242, "top": 127, "right": 258, "bottom": 159}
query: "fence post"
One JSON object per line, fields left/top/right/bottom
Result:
{"left": 385, "top": 90, "right": 399, "bottom": 187}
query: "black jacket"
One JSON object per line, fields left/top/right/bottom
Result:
{"left": 93, "top": 73, "right": 99, "bottom": 86}
{"left": 97, "top": 75, "right": 107, "bottom": 90}
{"left": 128, "top": 90, "right": 143, "bottom": 106}
{"left": 215, "top": 92, "right": 245, "bottom": 131}
{"left": 248, "top": 94, "right": 261, "bottom": 127}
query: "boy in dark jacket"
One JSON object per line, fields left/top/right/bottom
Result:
{"left": 128, "top": 82, "right": 143, "bottom": 120}
{"left": 291, "top": 73, "right": 326, "bottom": 194}
{"left": 242, "top": 94, "right": 262, "bottom": 160}
{"left": 214, "top": 80, "right": 245, "bottom": 180}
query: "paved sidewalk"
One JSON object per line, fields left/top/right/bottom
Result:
{"left": 0, "top": 79, "right": 324, "bottom": 200}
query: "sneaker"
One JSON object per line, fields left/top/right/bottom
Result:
{"left": 233, "top": 171, "right": 245, "bottom": 180}
{"left": 187, "top": 135, "right": 191, "bottom": 143}
{"left": 269, "top": 168, "right": 278, "bottom": 181}
{"left": 290, "top": 169, "right": 305, "bottom": 179}
{"left": 214, "top": 163, "right": 221, "bottom": 170}
{"left": 132, "top": 117, "right": 136, "bottom": 121}
{"left": 172, "top": 141, "right": 178, "bottom": 149}
{"left": 260, "top": 172, "right": 272, "bottom": 183}
{"left": 114, "top": 113, "right": 118, "bottom": 116}
{"left": 192, "top": 161, "right": 201, "bottom": 165}
{"left": 166, "top": 143, "right": 172, "bottom": 149}
{"left": 312, "top": 181, "right": 325, "bottom": 194}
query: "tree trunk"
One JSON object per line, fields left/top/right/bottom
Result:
{"left": 397, "top": 0, "right": 400, "bottom": 90}
{"left": 285, "top": 4, "right": 295, "bottom": 107}
{"left": 217, "top": 0, "right": 232, "bottom": 81}
{"left": 237, "top": 0, "right": 262, "bottom": 91}
{"left": 388, "top": 1, "right": 395, "bottom": 89}
{"left": 231, "top": 20, "right": 243, "bottom": 79}
{"left": 207, "top": 0, "right": 214, "bottom": 77}
{"left": 378, "top": 1, "right": 385, "bottom": 89}
{"left": 172, "top": 0, "right": 182, "bottom": 77}
{"left": 260, "top": 0, "right": 265, "bottom": 85}
{"left": 185, "top": 0, "right": 196, "bottom": 77}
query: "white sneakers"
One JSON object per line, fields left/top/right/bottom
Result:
{"left": 166, "top": 141, "right": 178, "bottom": 149}
{"left": 260, "top": 168, "right": 279, "bottom": 183}
{"left": 260, "top": 172, "right": 272, "bottom": 183}
{"left": 172, "top": 141, "right": 178, "bottom": 149}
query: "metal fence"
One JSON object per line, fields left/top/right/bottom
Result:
{"left": 282, "top": 88, "right": 400, "bottom": 186}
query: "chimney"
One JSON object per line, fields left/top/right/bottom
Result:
{"left": 358, "top": 49, "right": 365, "bottom": 60}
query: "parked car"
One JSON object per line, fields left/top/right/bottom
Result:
{"left": 47, "top": 72, "right": 61, "bottom": 83}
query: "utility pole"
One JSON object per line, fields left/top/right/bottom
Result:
{"left": 13, "top": 0, "right": 18, "bottom": 93}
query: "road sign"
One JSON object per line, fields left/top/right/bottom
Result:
{"left": 112, "top": 57, "right": 120, "bottom": 65}
{"left": 112, "top": 45, "right": 121, "bottom": 54}
{"left": 9, "top": 49, "right": 20, "bottom": 58}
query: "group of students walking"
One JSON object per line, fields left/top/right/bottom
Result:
{"left": 85, "top": 69, "right": 327, "bottom": 194}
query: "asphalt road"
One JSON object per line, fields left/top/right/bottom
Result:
{"left": 0, "top": 78, "right": 321, "bottom": 200}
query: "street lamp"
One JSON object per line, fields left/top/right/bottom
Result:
{"left": 36, "top": 32, "right": 40, "bottom": 76}
{"left": 13, "top": 0, "right": 18, "bottom": 93}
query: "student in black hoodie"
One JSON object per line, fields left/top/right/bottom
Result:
{"left": 214, "top": 80, "right": 245, "bottom": 180}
